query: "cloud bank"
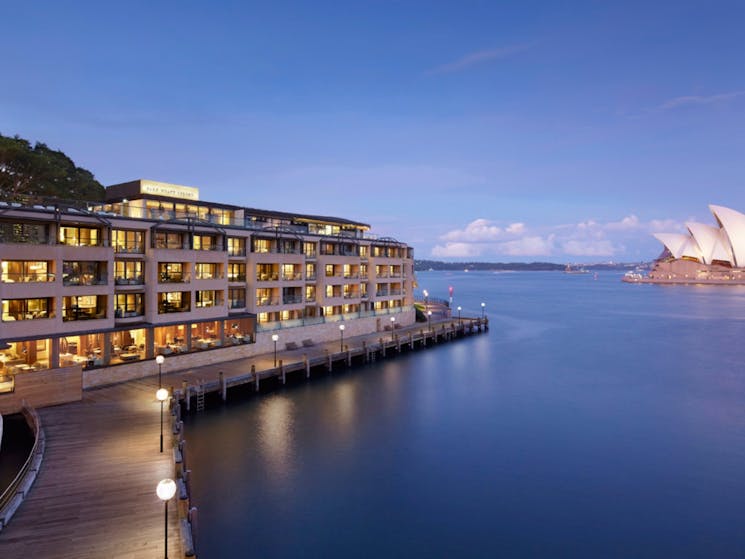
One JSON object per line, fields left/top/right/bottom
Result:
{"left": 431, "top": 215, "right": 682, "bottom": 259}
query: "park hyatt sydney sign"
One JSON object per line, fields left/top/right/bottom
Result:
{"left": 139, "top": 180, "right": 200, "bottom": 201}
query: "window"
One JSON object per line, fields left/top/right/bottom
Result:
{"left": 115, "top": 293, "right": 144, "bottom": 317}
{"left": 253, "top": 238, "right": 271, "bottom": 253}
{"left": 228, "top": 263, "right": 246, "bottom": 282}
{"left": 227, "top": 237, "right": 246, "bottom": 256}
{"left": 303, "top": 242, "right": 316, "bottom": 258}
{"left": 2, "top": 298, "right": 52, "bottom": 321}
{"left": 256, "top": 288, "right": 273, "bottom": 306}
{"left": 112, "top": 230, "right": 144, "bottom": 253}
{"left": 63, "top": 261, "right": 107, "bottom": 285}
{"left": 158, "top": 262, "right": 188, "bottom": 282}
{"left": 193, "top": 234, "right": 217, "bottom": 251}
{"left": 228, "top": 288, "right": 246, "bottom": 309}
{"left": 196, "top": 263, "right": 220, "bottom": 279}
{"left": 0, "top": 221, "right": 48, "bottom": 244}
{"left": 59, "top": 226, "right": 101, "bottom": 246}
{"left": 154, "top": 231, "right": 184, "bottom": 249}
{"left": 1, "top": 261, "right": 52, "bottom": 283}
{"left": 196, "top": 290, "right": 222, "bottom": 308}
{"left": 158, "top": 291, "right": 190, "bottom": 313}
{"left": 114, "top": 261, "right": 143, "bottom": 284}
{"left": 305, "top": 263, "right": 316, "bottom": 280}
{"left": 62, "top": 295, "right": 106, "bottom": 321}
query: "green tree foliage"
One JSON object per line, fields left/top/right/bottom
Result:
{"left": 0, "top": 133, "right": 105, "bottom": 203}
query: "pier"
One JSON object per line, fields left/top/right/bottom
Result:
{"left": 0, "top": 314, "right": 486, "bottom": 558}
{"left": 172, "top": 316, "right": 488, "bottom": 411}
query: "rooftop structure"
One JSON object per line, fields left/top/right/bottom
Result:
{"left": 0, "top": 180, "right": 415, "bottom": 410}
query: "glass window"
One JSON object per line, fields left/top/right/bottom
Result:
{"left": 1, "top": 261, "right": 52, "bottom": 282}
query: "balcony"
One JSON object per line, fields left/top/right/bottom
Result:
{"left": 159, "top": 302, "right": 190, "bottom": 314}
{"left": 159, "top": 273, "right": 190, "bottom": 283}
{"left": 229, "top": 300, "right": 247, "bottom": 309}
{"left": 281, "top": 273, "right": 303, "bottom": 281}
{"left": 63, "top": 274, "right": 108, "bottom": 286}
{"left": 114, "top": 243, "right": 144, "bottom": 254}
{"left": 282, "top": 295, "right": 303, "bottom": 305}
{"left": 257, "top": 297, "right": 280, "bottom": 306}
{"left": 115, "top": 276, "right": 144, "bottom": 286}
{"left": 1, "top": 272, "right": 55, "bottom": 283}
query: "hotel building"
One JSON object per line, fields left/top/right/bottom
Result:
{"left": 0, "top": 180, "right": 415, "bottom": 410}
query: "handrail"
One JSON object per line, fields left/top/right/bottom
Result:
{"left": 0, "top": 403, "right": 44, "bottom": 525}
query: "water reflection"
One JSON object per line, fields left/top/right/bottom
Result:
{"left": 257, "top": 396, "right": 295, "bottom": 484}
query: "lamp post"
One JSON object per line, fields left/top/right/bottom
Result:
{"left": 481, "top": 302, "right": 486, "bottom": 320}
{"left": 156, "top": 388, "right": 168, "bottom": 453}
{"left": 271, "top": 334, "right": 279, "bottom": 367}
{"left": 423, "top": 289, "right": 429, "bottom": 310}
{"left": 390, "top": 316, "right": 396, "bottom": 340}
{"left": 156, "top": 478, "right": 177, "bottom": 559}
{"left": 427, "top": 310, "right": 432, "bottom": 331}
{"left": 156, "top": 354, "right": 165, "bottom": 388}
{"left": 457, "top": 306, "right": 462, "bottom": 325}
{"left": 339, "top": 323, "right": 345, "bottom": 352}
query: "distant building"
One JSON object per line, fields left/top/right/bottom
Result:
{"left": 648, "top": 205, "right": 745, "bottom": 282}
{"left": 0, "top": 180, "right": 415, "bottom": 409}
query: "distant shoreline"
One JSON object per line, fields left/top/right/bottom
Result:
{"left": 415, "top": 260, "right": 644, "bottom": 272}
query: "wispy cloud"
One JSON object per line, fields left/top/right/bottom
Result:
{"left": 659, "top": 90, "right": 745, "bottom": 110}
{"left": 425, "top": 44, "right": 530, "bottom": 75}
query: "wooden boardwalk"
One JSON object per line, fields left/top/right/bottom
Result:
{"left": 0, "top": 316, "right": 485, "bottom": 558}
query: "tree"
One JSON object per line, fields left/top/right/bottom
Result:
{"left": 0, "top": 133, "right": 105, "bottom": 203}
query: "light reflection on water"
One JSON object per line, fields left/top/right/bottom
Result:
{"left": 185, "top": 271, "right": 745, "bottom": 558}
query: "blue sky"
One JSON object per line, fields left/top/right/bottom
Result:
{"left": 3, "top": 1, "right": 744, "bottom": 263}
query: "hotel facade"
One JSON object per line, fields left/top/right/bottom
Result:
{"left": 0, "top": 180, "right": 415, "bottom": 410}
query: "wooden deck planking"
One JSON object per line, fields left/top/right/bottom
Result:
{"left": 0, "top": 315, "right": 485, "bottom": 559}
{"left": 0, "top": 379, "right": 180, "bottom": 559}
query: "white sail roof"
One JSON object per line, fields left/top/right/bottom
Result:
{"left": 686, "top": 222, "right": 734, "bottom": 265}
{"left": 653, "top": 233, "right": 703, "bottom": 261}
{"left": 710, "top": 205, "right": 745, "bottom": 267}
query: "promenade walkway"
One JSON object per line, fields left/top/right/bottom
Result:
{"left": 0, "top": 314, "right": 481, "bottom": 558}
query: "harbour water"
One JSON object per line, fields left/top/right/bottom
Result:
{"left": 184, "top": 271, "right": 745, "bottom": 558}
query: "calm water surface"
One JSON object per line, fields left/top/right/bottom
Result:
{"left": 185, "top": 271, "right": 745, "bottom": 558}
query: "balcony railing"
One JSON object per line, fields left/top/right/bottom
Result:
{"left": 115, "top": 276, "right": 144, "bottom": 286}
{"left": 282, "top": 295, "right": 303, "bottom": 304}
{"left": 305, "top": 274, "right": 316, "bottom": 281}
{"left": 257, "top": 297, "right": 281, "bottom": 306}
{"left": 228, "top": 274, "right": 247, "bottom": 282}
{"left": 2, "top": 273, "right": 55, "bottom": 283}
{"left": 281, "top": 273, "right": 303, "bottom": 281}
{"left": 114, "top": 243, "right": 144, "bottom": 254}
{"left": 159, "top": 302, "right": 190, "bottom": 313}
{"left": 63, "top": 275, "right": 108, "bottom": 286}
{"left": 257, "top": 273, "right": 280, "bottom": 281}
{"left": 229, "top": 300, "right": 247, "bottom": 309}
{"left": 159, "top": 273, "right": 190, "bottom": 283}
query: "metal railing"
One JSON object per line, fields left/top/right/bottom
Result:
{"left": 0, "top": 404, "right": 44, "bottom": 523}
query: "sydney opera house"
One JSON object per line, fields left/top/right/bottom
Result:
{"left": 639, "top": 205, "right": 745, "bottom": 283}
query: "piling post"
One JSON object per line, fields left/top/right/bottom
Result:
{"left": 363, "top": 341, "right": 368, "bottom": 363}
{"left": 380, "top": 337, "right": 385, "bottom": 357}
{"left": 219, "top": 371, "right": 226, "bottom": 401}
{"left": 304, "top": 353, "right": 310, "bottom": 378}
{"left": 253, "top": 364, "right": 259, "bottom": 391}
{"left": 326, "top": 349, "right": 332, "bottom": 371}
{"left": 346, "top": 347, "right": 352, "bottom": 366}
{"left": 409, "top": 332, "right": 413, "bottom": 349}
{"left": 280, "top": 359, "right": 286, "bottom": 384}
{"left": 185, "top": 385, "right": 191, "bottom": 412}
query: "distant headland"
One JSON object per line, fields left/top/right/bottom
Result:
{"left": 414, "top": 259, "right": 645, "bottom": 272}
